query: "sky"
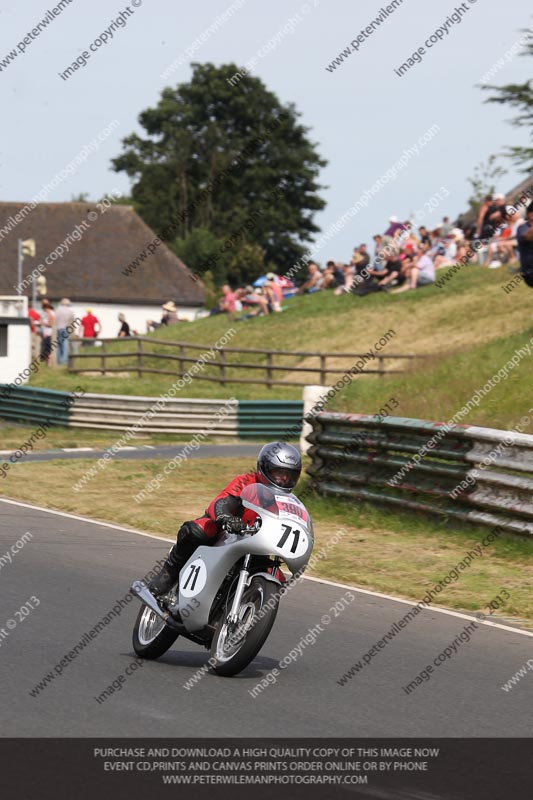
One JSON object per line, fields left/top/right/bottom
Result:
{"left": 1, "top": 0, "right": 532, "bottom": 263}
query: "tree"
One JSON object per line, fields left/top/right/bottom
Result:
{"left": 481, "top": 29, "right": 533, "bottom": 172}
{"left": 466, "top": 155, "right": 507, "bottom": 212}
{"left": 111, "top": 63, "right": 327, "bottom": 284}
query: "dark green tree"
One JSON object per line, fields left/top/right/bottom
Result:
{"left": 111, "top": 62, "right": 327, "bottom": 283}
{"left": 481, "top": 29, "right": 533, "bottom": 171}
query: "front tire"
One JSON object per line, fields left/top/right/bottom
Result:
{"left": 132, "top": 603, "right": 179, "bottom": 659}
{"left": 209, "top": 576, "right": 279, "bottom": 677}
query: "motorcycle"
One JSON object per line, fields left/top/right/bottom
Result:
{"left": 130, "top": 482, "right": 314, "bottom": 676}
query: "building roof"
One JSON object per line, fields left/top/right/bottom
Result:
{"left": 0, "top": 202, "right": 205, "bottom": 306}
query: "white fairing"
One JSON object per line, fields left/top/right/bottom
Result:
{"left": 176, "top": 483, "right": 314, "bottom": 631}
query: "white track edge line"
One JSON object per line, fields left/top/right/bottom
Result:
{"left": 1, "top": 496, "right": 531, "bottom": 639}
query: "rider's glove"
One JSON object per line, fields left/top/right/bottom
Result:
{"left": 216, "top": 514, "right": 244, "bottom": 534}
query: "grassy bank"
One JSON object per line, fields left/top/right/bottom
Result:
{"left": 22, "top": 266, "right": 533, "bottom": 430}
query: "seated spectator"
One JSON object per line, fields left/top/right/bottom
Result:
{"left": 325, "top": 260, "right": 345, "bottom": 288}
{"left": 334, "top": 262, "right": 356, "bottom": 295}
{"left": 375, "top": 253, "right": 403, "bottom": 290}
{"left": 393, "top": 248, "right": 435, "bottom": 292}
{"left": 219, "top": 284, "right": 240, "bottom": 315}
{"left": 237, "top": 286, "right": 269, "bottom": 316}
{"left": 147, "top": 301, "right": 179, "bottom": 332}
{"left": 418, "top": 226, "right": 431, "bottom": 247}
{"left": 263, "top": 279, "right": 283, "bottom": 311}
{"left": 401, "top": 225, "right": 420, "bottom": 255}
{"left": 297, "top": 262, "right": 323, "bottom": 293}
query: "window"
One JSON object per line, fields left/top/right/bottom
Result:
{"left": 0, "top": 325, "right": 7, "bottom": 357}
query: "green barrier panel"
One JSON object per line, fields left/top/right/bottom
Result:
{"left": 238, "top": 400, "right": 303, "bottom": 440}
{"left": 0, "top": 385, "right": 72, "bottom": 427}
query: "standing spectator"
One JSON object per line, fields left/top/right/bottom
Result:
{"left": 517, "top": 201, "right": 533, "bottom": 288}
{"left": 384, "top": 215, "right": 405, "bottom": 238}
{"left": 118, "top": 313, "right": 131, "bottom": 337}
{"left": 81, "top": 308, "right": 101, "bottom": 342}
{"left": 27, "top": 300, "right": 41, "bottom": 360}
{"left": 476, "top": 195, "right": 493, "bottom": 238}
{"left": 480, "top": 193, "right": 507, "bottom": 240}
{"left": 356, "top": 244, "right": 370, "bottom": 270}
{"left": 439, "top": 216, "right": 453, "bottom": 238}
{"left": 55, "top": 298, "right": 76, "bottom": 365}
{"left": 40, "top": 300, "right": 55, "bottom": 365}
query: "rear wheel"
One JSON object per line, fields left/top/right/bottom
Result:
{"left": 132, "top": 604, "right": 179, "bottom": 659}
{"left": 209, "top": 577, "right": 279, "bottom": 676}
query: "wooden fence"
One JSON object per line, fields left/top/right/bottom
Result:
{"left": 67, "top": 337, "right": 423, "bottom": 389}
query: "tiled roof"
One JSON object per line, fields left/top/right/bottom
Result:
{"left": 0, "top": 202, "right": 205, "bottom": 306}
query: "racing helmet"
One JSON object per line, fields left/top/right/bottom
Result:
{"left": 257, "top": 442, "right": 302, "bottom": 492}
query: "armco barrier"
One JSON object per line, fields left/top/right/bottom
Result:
{"left": 70, "top": 393, "right": 239, "bottom": 436}
{"left": 0, "top": 388, "right": 303, "bottom": 439}
{"left": 0, "top": 385, "right": 72, "bottom": 427}
{"left": 238, "top": 400, "right": 303, "bottom": 439}
{"left": 306, "top": 411, "right": 533, "bottom": 535}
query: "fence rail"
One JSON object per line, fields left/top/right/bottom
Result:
{"left": 307, "top": 411, "right": 533, "bottom": 536}
{"left": 67, "top": 337, "right": 422, "bottom": 388}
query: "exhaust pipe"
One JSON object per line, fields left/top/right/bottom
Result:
{"left": 131, "top": 580, "right": 169, "bottom": 622}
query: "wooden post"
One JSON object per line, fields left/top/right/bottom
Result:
{"left": 266, "top": 352, "right": 273, "bottom": 389}
{"left": 320, "top": 354, "right": 327, "bottom": 385}
{"left": 100, "top": 340, "right": 106, "bottom": 375}
{"left": 218, "top": 348, "right": 226, "bottom": 386}
{"left": 178, "top": 344, "right": 185, "bottom": 378}
{"left": 137, "top": 338, "right": 143, "bottom": 378}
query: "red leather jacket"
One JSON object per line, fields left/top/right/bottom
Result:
{"left": 194, "top": 471, "right": 261, "bottom": 538}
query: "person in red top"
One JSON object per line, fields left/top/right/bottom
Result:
{"left": 148, "top": 442, "right": 302, "bottom": 596}
{"left": 27, "top": 301, "right": 41, "bottom": 359}
{"left": 27, "top": 300, "right": 41, "bottom": 333}
{"left": 81, "top": 308, "right": 101, "bottom": 341}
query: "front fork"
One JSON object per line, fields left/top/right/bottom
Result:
{"left": 227, "top": 554, "right": 251, "bottom": 624}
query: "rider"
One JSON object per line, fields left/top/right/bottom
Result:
{"left": 148, "top": 442, "right": 302, "bottom": 596}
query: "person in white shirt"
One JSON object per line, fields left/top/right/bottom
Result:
{"left": 393, "top": 247, "right": 435, "bottom": 292}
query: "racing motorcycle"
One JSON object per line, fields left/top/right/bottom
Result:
{"left": 130, "top": 482, "right": 314, "bottom": 676}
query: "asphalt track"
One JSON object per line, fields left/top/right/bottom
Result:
{"left": 0, "top": 497, "right": 531, "bottom": 741}
{"left": 0, "top": 442, "right": 260, "bottom": 463}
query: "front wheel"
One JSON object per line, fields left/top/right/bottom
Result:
{"left": 209, "top": 576, "right": 279, "bottom": 677}
{"left": 132, "top": 604, "right": 180, "bottom": 659}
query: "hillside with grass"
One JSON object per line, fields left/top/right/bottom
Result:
{"left": 27, "top": 265, "right": 533, "bottom": 431}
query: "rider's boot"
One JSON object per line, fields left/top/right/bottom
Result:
{"left": 148, "top": 521, "right": 211, "bottom": 597}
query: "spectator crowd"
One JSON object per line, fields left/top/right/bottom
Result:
{"left": 209, "top": 191, "right": 532, "bottom": 318}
